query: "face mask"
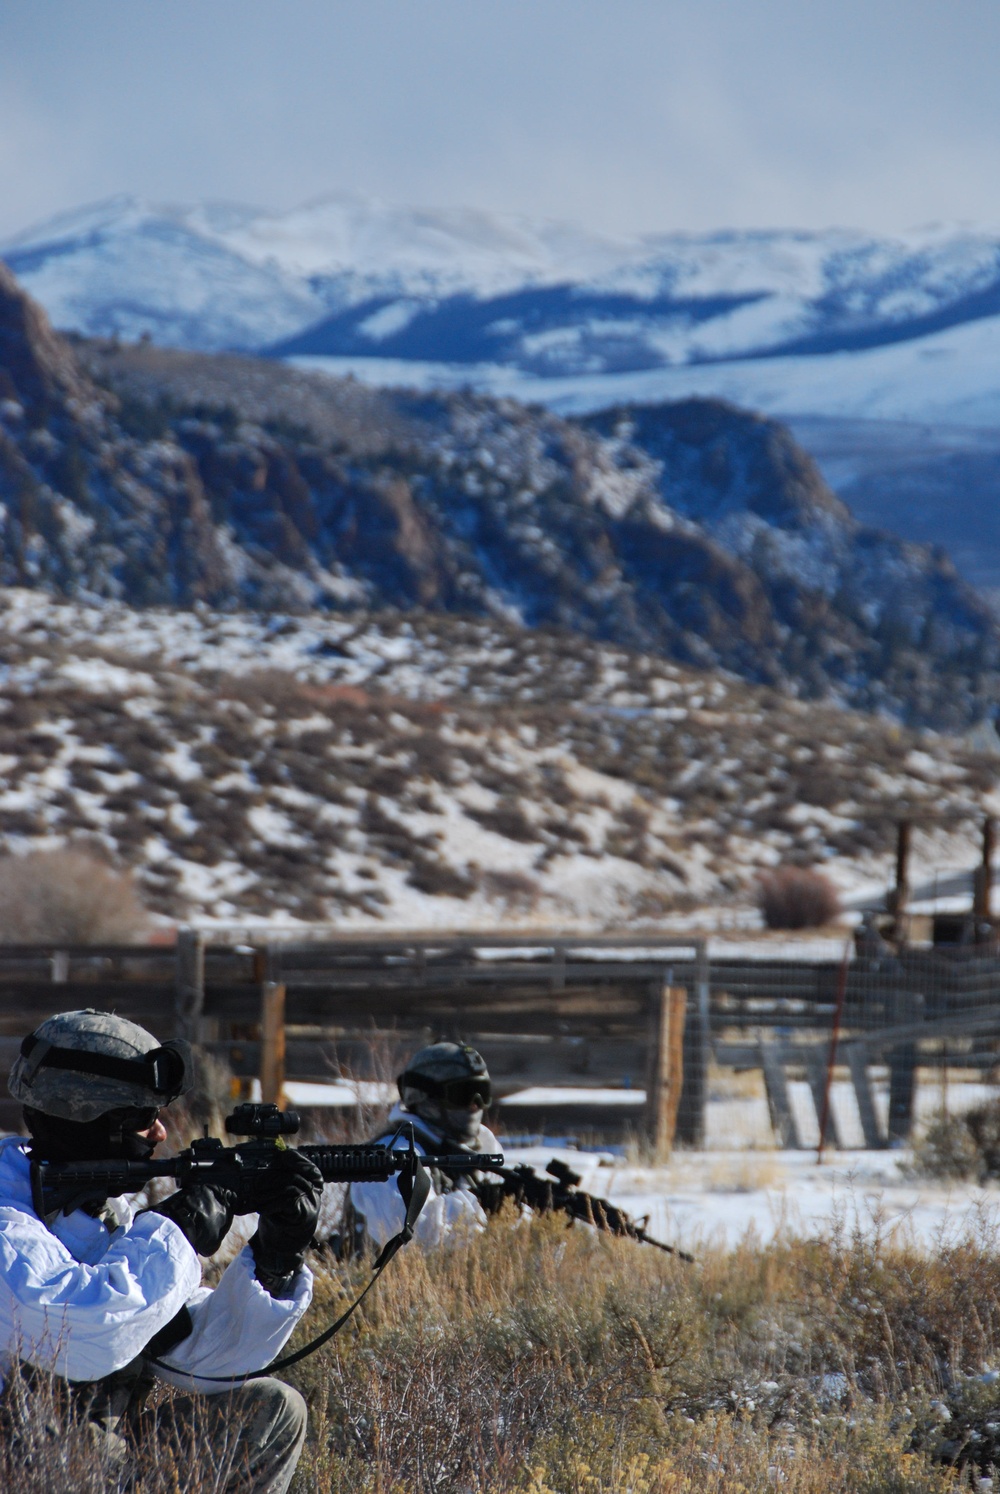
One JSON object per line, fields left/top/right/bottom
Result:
{"left": 444, "top": 1106, "right": 484, "bottom": 1147}
{"left": 25, "top": 1106, "right": 160, "bottom": 1163}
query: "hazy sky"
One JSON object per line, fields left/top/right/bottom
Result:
{"left": 1, "top": 0, "right": 999, "bottom": 241}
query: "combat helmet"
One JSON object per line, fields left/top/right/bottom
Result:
{"left": 9, "top": 1008, "right": 193, "bottom": 1123}
{"left": 399, "top": 1042, "right": 491, "bottom": 1108}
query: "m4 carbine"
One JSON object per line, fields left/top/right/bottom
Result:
{"left": 31, "top": 1102, "right": 504, "bottom": 1222}
{"left": 473, "top": 1157, "right": 694, "bottom": 1262}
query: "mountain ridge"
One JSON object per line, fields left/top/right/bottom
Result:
{"left": 6, "top": 194, "right": 1000, "bottom": 380}
{"left": 0, "top": 260, "right": 998, "bottom": 730}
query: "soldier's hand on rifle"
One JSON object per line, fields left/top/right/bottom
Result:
{"left": 249, "top": 1149, "right": 324, "bottom": 1296}
{"left": 143, "top": 1182, "right": 236, "bottom": 1257}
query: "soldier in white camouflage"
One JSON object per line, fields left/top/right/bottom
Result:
{"left": 0, "top": 1008, "right": 323, "bottom": 1493}
{"left": 347, "top": 1041, "right": 500, "bottom": 1252}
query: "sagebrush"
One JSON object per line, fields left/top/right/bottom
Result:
{"left": 0, "top": 848, "right": 150, "bottom": 944}
{"left": 757, "top": 865, "right": 841, "bottom": 930}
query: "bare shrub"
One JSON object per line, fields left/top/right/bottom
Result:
{"left": 910, "top": 1099, "right": 1000, "bottom": 1182}
{"left": 480, "top": 867, "right": 540, "bottom": 912}
{"left": 406, "top": 853, "right": 475, "bottom": 898}
{"left": 466, "top": 798, "right": 539, "bottom": 843}
{"left": 0, "top": 849, "right": 151, "bottom": 944}
{"left": 757, "top": 864, "right": 841, "bottom": 929}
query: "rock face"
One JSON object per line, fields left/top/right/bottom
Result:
{"left": 0, "top": 261, "right": 84, "bottom": 418}
{"left": 1, "top": 260, "right": 998, "bottom": 728}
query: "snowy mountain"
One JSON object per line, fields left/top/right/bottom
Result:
{"left": 2, "top": 256, "right": 1000, "bottom": 730}
{"left": 5, "top": 194, "right": 1000, "bottom": 429}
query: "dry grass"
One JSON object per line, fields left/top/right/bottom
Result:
{"left": 704, "top": 1153, "right": 783, "bottom": 1192}
{"left": 8, "top": 1213, "right": 1000, "bottom": 1490}
{"left": 280, "top": 1213, "right": 1000, "bottom": 1492}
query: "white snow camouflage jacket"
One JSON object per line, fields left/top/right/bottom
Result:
{"left": 348, "top": 1103, "right": 498, "bottom": 1251}
{"left": 0, "top": 1135, "right": 312, "bottom": 1393}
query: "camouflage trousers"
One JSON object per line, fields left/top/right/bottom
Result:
{"left": 1, "top": 1367, "right": 307, "bottom": 1494}
{"left": 130, "top": 1378, "right": 308, "bottom": 1494}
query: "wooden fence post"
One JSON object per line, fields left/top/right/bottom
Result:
{"left": 845, "top": 1042, "right": 884, "bottom": 1149}
{"left": 645, "top": 984, "right": 687, "bottom": 1160}
{"left": 760, "top": 1041, "right": 800, "bottom": 1149}
{"left": 174, "top": 928, "right": 205, "bottom": 1044}
{"left": 259, "top": 981, "right": 286, "bottom": 1107}
{"left": 676, "top": 942, "right": 709, "bottom": 1147}
{"left": 889, "top": 819, "right": 911, "bottom": 945}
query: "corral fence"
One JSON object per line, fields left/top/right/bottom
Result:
{"left": 0, "top": 932, "right": 997, "bottom": 1151}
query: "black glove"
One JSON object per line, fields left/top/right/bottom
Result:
{"left": 248, "top": 1149, "right": 324, "bottom": 1296}
{"left": 143, "top": 1183, "right": 236, "bottom": 1257}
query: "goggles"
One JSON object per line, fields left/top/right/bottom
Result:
{"left": 439, "top": 1077, "right": 492, "bottom": 1108}
{"left": 107, "top": 1105, "right": 161, "bottom": 1133}
{"left": 19, "top": 1034, "right": 194, "bottom": 1101}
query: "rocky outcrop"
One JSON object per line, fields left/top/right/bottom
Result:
{"left": 0, "top": 261, "right": 86, "bottom": 420}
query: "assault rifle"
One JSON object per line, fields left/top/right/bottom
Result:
{"left": 473, "top": 1157, "right": 694, "bottom": 1263}
{"left": 31, "top": 1102, "right": 504, "bottom": 1222}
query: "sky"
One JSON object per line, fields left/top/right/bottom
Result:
{"left": 1, "top": 0, "right": 999, "bottom": 242}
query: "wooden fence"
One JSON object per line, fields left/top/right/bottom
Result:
{"left": 0, "top": 934, "right": 997, "bottom": 1150}
{"left": 0, "top": 934, "right": 703, "bottom": 1152}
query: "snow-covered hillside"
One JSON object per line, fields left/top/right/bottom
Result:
{"left": 0, "top": 588, "right": 995, "bottom": 931}
{"left": 291, "top": 310, "right": 1000, "bottom": 431}
{"left": 6, "top": 194, "right": 1000, "bottom": 427}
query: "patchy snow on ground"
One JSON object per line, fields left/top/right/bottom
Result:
{"left": 0, "top": 585, "right": 996, "bottom": 930}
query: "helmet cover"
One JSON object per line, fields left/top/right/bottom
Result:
{"left": 399, "top": 1041, "right": 490, "bottom": 1098}
{"left": 8, "top": 1008, "right": 193, "bottom": 1123}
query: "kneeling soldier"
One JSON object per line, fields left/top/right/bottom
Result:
{"left": 0, "top": 1008, "right": 323, "bottom": 1493}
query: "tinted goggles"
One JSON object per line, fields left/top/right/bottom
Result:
{"left": 440, "top": 1077, "right": 492, "bottom": 1108}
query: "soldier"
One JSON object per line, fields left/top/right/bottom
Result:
{"left": 347, "top": 1042, "right": 500, "bottom": 1252}
{"left": 0, "top": 1008, "right": 323, "bottom": 1493}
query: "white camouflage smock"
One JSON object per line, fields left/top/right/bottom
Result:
{"left": 347, "top": 1103, "right": 497, "bottom": 1250}
{"left": 0, "top": 1136, "right": 312, "bottom": 1393}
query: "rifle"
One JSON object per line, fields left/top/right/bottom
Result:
{"left": 31, "top": 1102, "right": 504, "bottom": 1222}
{"left": 473, "top": 1157, "right": 694, "bottom": 1263}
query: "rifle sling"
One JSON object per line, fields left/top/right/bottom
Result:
{"left": 149, "top": 1150, "right": 431, "bottom": 1385}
